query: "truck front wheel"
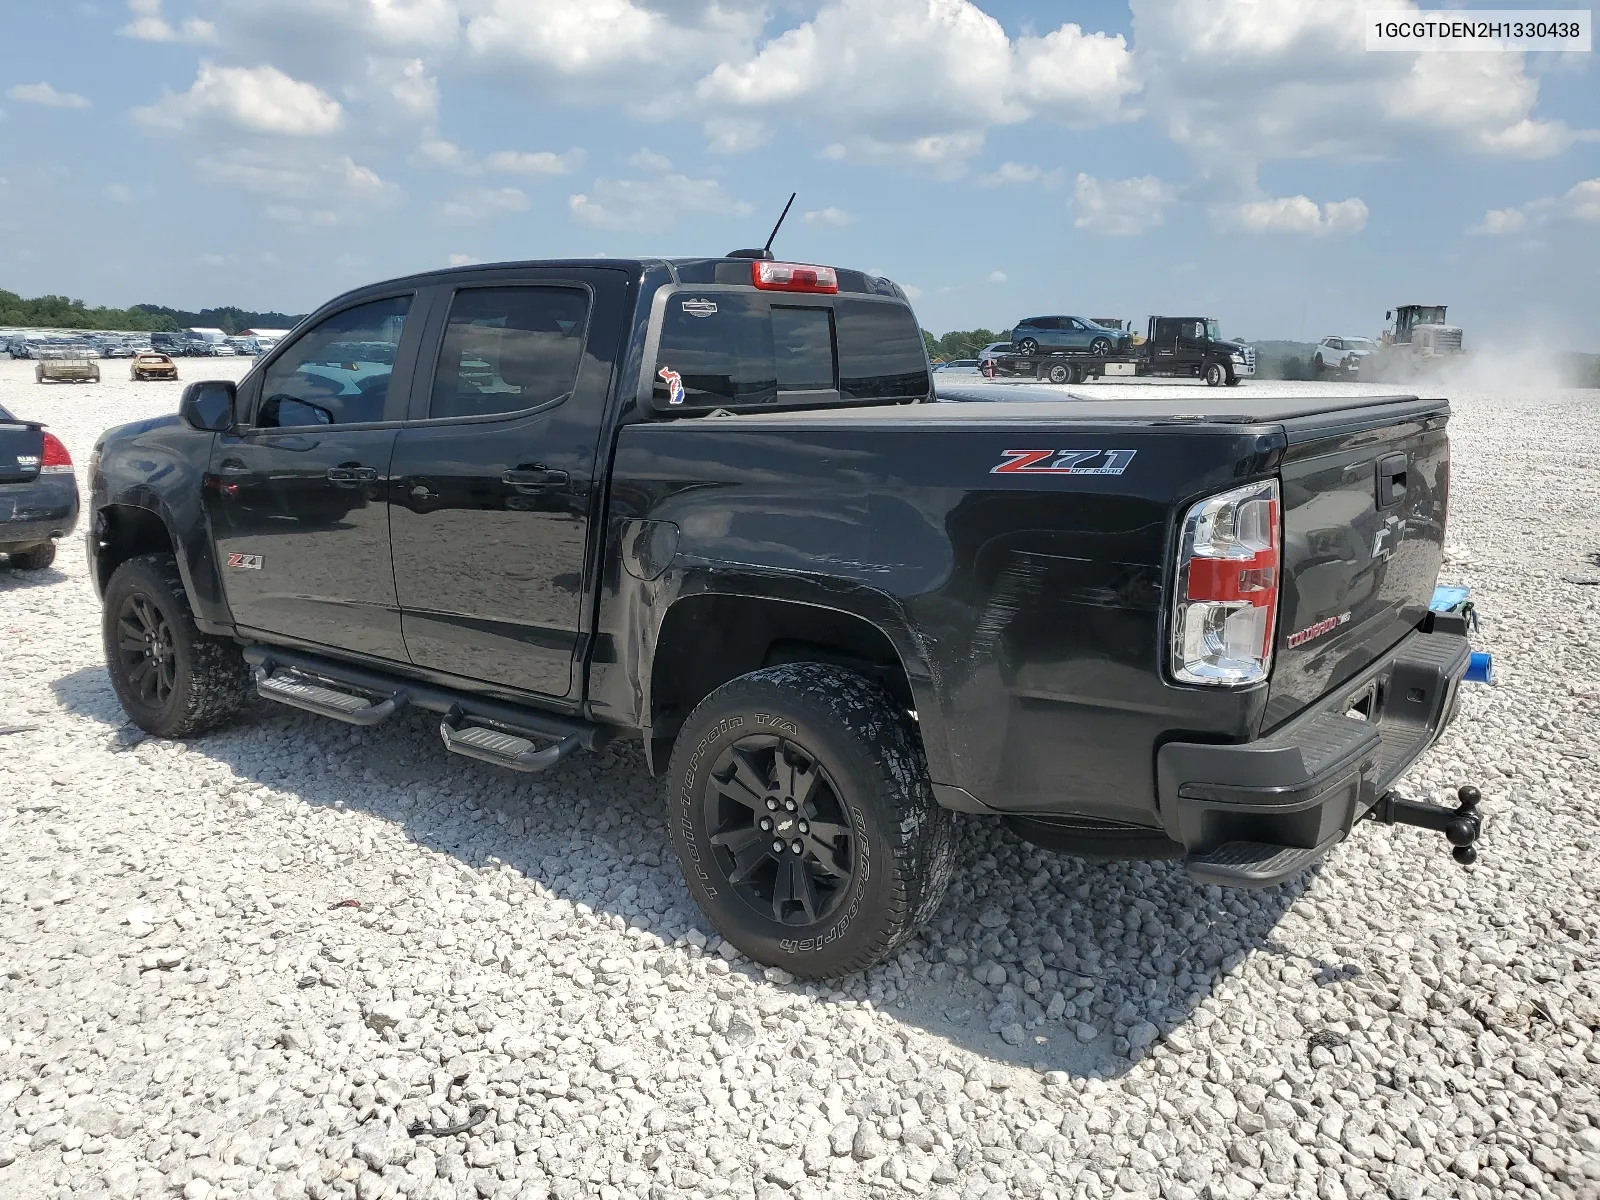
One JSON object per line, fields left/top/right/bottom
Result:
{"left": 1204, "top": 361, "right": 1228, "bottom": 387}
{"left": 102, "top": 553, "right": 249, "bottom": 737}
{"left": 666, "top": 664, "right": 955, "bottom": 978}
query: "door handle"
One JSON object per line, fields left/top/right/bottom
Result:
{"left": 219, "top": 459, "right": 249, "bottom": 475}
{"left": 327, "top": 466, "right": 378, "bottom": 486}
{"left": 501, "top": 467, "right": 569, "bottom": 492}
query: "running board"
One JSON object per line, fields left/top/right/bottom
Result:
{"left": 239, "top": 645, "right": 608, "bottom": 759}
{"left": 1184, "top": 839, "right": 1331, "bottom": 888}
{"left": 438, "top": 707, "right": 580, "bottom": 773}
{"left": 254, "top": 661, "right": 408, "bottom": 727}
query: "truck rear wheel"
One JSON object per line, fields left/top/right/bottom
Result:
{"left": 102, "top": 553, "right": 249, "bottom": 737}
{"left": 666, "top": 664, "right": 955, "bottom": 978}
{"left": 1046, "top": 362, "right": 1071, "bottom": 384}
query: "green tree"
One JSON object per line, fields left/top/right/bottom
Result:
{"left": 0, "top": 289, "right": 181, "bottom": 332}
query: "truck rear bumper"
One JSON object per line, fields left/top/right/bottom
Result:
{"left": 1157, "top": 626, "right": 1470, "bottom": 887}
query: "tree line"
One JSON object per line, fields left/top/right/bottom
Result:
{"left": 921, "top": 327, "right": 1010, "bottom": 362}
{"left": 0, "top": 288, "right": 306, "bottom": 334}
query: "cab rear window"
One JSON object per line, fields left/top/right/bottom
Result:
{"left": 652, "top": 291, "right": 927, "bottom": 414}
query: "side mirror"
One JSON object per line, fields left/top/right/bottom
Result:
{"left": 180, "top": 380, "right": 236, "bottom": 432}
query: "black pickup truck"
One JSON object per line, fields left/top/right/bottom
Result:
{"left": 86, "top": 254, "right": 1483, "bottom": 977}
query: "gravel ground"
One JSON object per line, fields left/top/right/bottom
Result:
{"left": 3, "top": 357, "right": 1599, "bottom": 1200}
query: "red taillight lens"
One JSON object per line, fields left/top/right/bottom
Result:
{"left": 41, "top": 431, "right": 73, "bottom": 473}
{"left": 751, "top": 261, "right": 839, "bottom": 293}
{"left": 1171, "top": 479, "right": 1280, "bottom": 686}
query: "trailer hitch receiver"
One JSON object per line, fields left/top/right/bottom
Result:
{"left": 1365, "top": 785, "right": 1482, "bottom": 864}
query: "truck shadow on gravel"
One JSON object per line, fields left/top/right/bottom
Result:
{"left": 51, "top": 664, "right": 1325, "bottom": 1082}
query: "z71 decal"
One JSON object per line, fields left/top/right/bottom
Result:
{"left": 991, "top": 449, "right": 1137, "bottom": 476}
{"left": 226, "top": 553, "right": 263, "bottom": 570}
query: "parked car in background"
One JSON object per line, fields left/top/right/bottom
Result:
{"left": 36, "top": 344, "right": 101, "bottom": 384}
{"left": 131, "top": 353, "right": 179, "bottom": 382}
{"left": 1, "top": 400, "right": 78, "bottom": 570}
{"left": 1009, "top": 315, "right": 1133, "bottom": 357}
{"left": 1313, "top": 336, "right": 1379, "bottom": 376}
{"left": 931, "top": 358, "right": 981, "bottom": 375}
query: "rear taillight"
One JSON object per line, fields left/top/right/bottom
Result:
{"left": 41, "top": 431, "right": 73, "bottom": 474}
{"left": 751, "top": 261, "right": 839, "bottom": 293}
{"left": 1171, "top": 479, "right": 1280, "bottom": 686}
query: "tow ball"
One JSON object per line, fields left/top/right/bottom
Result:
{"left": 1364, "top": 785, "right": 1483, "bottom": 865}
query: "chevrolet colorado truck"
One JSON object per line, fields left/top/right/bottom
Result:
{"left": 86, "top": 254, "right": 1484, "bottom": 977}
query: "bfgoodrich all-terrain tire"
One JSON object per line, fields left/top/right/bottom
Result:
{"left": 102, "top": 553, "right": 249, "bottom": 737}
{"left": 667, "top": 664, "right": 955, "bottom": 978}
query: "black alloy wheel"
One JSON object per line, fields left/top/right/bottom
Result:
{"left": 1017, "top": 337, "right": 1040, "bottom": 355}
{"left": 1090, "top": 337, "right": 1112, "bottom": 356}
{"left": 114, "top": 591, "right": 178, "bottom": 708}
{"left": 702, "top": 734, "right": 853, "bottom": 926}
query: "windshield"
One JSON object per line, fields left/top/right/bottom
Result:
{"left": 1414, "top": 308, "right": 1445, "bottom": 325}
{"left": 1204, "top": 320, "right": 1221, "bottom": 341}
{"left": 1347, "top": 337, "right": 1378, "bottom": 349}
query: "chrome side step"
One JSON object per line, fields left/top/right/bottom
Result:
{"left": 254, "top": 661, "right": 408, "bottom": 727}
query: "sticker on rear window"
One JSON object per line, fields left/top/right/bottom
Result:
{"left": 681, "top": 299, "right": 718, "bottom": 318}
{"left": 658, "top": 365, "right": 685, "bottom": 406}
{"left": 991, "top": 449, "right": 1136, "bottom": 476}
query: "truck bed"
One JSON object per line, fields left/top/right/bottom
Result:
{"left": 694, "top": 390, "right": 1443, "bottom": 427}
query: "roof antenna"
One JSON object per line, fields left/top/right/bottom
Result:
{"left": 726, "top": 192, "right": 796, "bottom": 260}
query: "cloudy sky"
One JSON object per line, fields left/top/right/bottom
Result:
{"left": 2, "top": 0, "right": 1596, "bottom": 344}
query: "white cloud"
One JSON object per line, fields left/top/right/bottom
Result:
{"left": 196, "top": 148, "right": 393, "bottom": 226}
{"left": 440, "top": 186, "right": 530, "bottom": 225}
{"left": 1072, "top": 173, "right": 1178, "bottom": 236}
{"left": 568, "top": 157, "right": 751, "bottom": 231}
{"left": 105, "top": 183, "right": 136, "bottom": 203}
{"left": 7, "top": 83, "right": 91, "bottom": 110}
{"left": 704, "top": 118, "right": 769, "bottom": 155}
{"left": 485, "top": 149, "right": 583, "bottom": 175}
{"left": 416, "top": 139, "right": 473, "bottom": 170}
{"left": 1129, "top": 0, "right": 1582, "bottom": 167}
{"left": 987, "top": 270, "right": 1007, "bottom": 283}
{"left": 196, "top": 253, "right": 238, "bottom": 267}
{"left": 448, "top": 253, "right": 478, "bottom": 266}
{"left": 135, "top": 63, "right": 343, "bottom": 136}
{"left": 978, "top": 162, "right": 1046, "bottom": 187}
{"left": 464, "top": 0, "right": 761, "bottom": 81}
{"left": 695, "top": 0, "right": 1135, "bottom": 165}
{"left": 820, "top": 132, "right": 987, "bottom": 173}
{"left": 356, "top": 57, "right": 438, "bottom": 123}
{"left": 1217, "top": 195, "right": 1369, "bottom": 236}
{"left": 122, "top": 1, "right": 218, "bottom": 45}
{"left": 1472, "top": 207, "right": 1527, "bottom": 236}
{"left": 1473, "top": 177, "right": 1600, "bottom": 234}
{"left": 803, "top": 207, "right": 854, "bottom": 226}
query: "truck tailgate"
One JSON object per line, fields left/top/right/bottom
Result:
{"left": 1263, "top": 399, "right": 1450, "bottom": 729}
{"left": 0, "top": 421, "right": 44, "bottom": 484}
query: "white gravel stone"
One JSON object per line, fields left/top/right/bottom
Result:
{"left": 1, "top": 362, "right": 1595, "bottom": 1200}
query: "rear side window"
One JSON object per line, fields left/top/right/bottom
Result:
{"left": 430, "top": 287, "right": 590, "bottom": 419}
{"left": 835, "top": 298, "right": 930, "bottom": 402}
{"left": 653, "top": 292, "right": 927, "bottom": 413}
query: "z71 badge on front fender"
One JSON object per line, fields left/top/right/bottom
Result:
{"left": 991, "top": 449, "right": 1136, "bottom": 476}
{"left": 226, "top": 553, "right": 263, "bottom": 570}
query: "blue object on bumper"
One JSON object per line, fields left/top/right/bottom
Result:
{"left": 1430, "top": 585, "right": 1471, "bottom": 612}
{"left": 1465, "top": 652, "right": 1494, "bottom": 685}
